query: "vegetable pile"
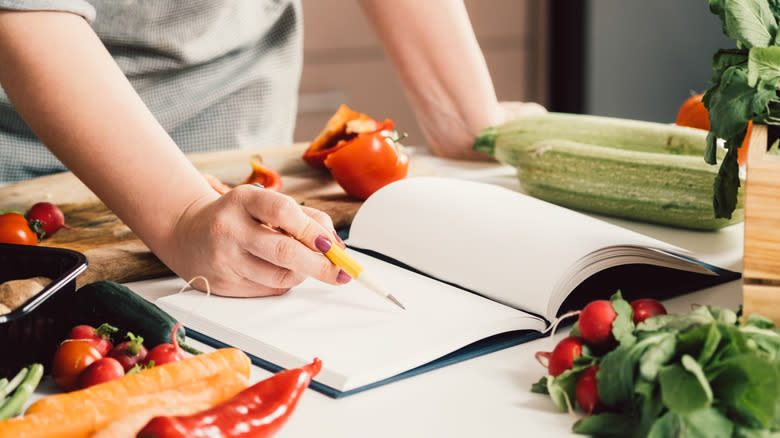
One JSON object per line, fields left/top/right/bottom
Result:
{"left": 51, "top": 322, "right": 184, "bottom": 392}
{"left": 532, "top": 291, "right": 780, "bottom": 437}
{"left": 703, "top": 0, "right": 780, "bottom": 219}
{"left": 0, "top": 202, "right": 72, "bottom": 246}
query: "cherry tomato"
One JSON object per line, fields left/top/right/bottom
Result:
{"left": 77, "top": 357, "right": 125, "bottom": 389}
{"left": 0, "top": 212, "right": 38, "bottom": 245}
{"left": 51, "top": 339, "right": 103, "bottom": 391}
{"left": 630, "top": 298, "right": 667, "bottom": 324}
{"left": 324, "top": 126, "right": 409, "bottom": 200}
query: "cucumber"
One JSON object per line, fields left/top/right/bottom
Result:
{"left": 473, "top": 113, "right": 744, "bottom": 230}
{"left": 73, "top": 281, "right": 201, "bottom": 354}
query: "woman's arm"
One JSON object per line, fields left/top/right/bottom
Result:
{"left": 358, "top": 0, "right": 545, "bottom": 159}
{"left": 0, "top": 10, "right": 346, "bottom": 296}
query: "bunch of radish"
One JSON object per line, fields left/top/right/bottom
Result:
{"left": 534, "top": 294, "right": 667, "bottom": 415}
{"left": 51, "top": 322, "right": 186, "bottom": 392}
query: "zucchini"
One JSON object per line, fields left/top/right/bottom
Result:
{"left": 473, "top": 113, "right": 744, "bottom": 230}
{"left": 73, "top": 281, "right": 201, "bottom": 354}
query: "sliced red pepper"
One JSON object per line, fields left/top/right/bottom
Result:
{"left": 241, "top": 154, "right": 283, "bottom": 192}
{"left": 302, "top": 104, "right": 390, "bottom": 168}
{"left": 136, "top": 358, "right": 322, "bottom": 438}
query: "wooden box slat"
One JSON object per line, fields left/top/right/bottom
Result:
{"left": 743, "top": 123, "right": 780, "bottom": 321}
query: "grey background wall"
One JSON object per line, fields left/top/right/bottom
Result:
{"left": 584, "top": 1, "right": 735, "bottom": 123}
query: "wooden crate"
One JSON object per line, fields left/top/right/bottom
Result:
{"left": 743, "top": 124, "right": 780, "bottom": 322}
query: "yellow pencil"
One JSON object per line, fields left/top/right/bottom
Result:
{"left": 322, "top": 243, "right": 406, "bottom": 310}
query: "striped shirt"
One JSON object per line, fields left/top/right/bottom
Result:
{"left": 0, "top": 0, "right": 303, "bottom": 183}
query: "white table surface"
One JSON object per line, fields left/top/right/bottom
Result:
{"left": 30, "top": 150, "right": 745, "bottom": 437}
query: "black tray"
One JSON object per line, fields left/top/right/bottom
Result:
{"left": 0, "top": 243, "right": 87, "bottom": 379}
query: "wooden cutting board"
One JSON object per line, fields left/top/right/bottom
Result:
{"left": 0, "top": 143, "right": 434, "bottom": 286}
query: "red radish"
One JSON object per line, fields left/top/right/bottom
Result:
{"left": 108, "top": 332, "right": 148, "bottom": 372}
{"left": 578, "top": 300, "right": 617, "bottom": 347}
{"left": 576, "top": 365, "right": 603, "bottom": 415}
{"left": 143, "top": 322, "right": 185, "bottom": 366}
{"left": 541, "top": 336, "right": 585, "bottom": 377}
{"left": 630, "top": 298, "right": 667, "bottom": 324}
{"left": 25, "top": 202, "right": 72, "bottom": 238}
{"left": 68, "top": 323, "right": 118, "bottom": 356}
{"left": 77, "top": 357, "right": 125, "bottom": 389}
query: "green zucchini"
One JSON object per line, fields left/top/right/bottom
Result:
{"left": 73, "top": 281, "right": 201, "bottom": 354}
{"left": 473, "top": 113, "right": 744, "bottom": 230}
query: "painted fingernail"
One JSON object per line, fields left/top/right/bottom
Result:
{"left": 315, "top": 235, "right": 332, "bottom": 252}
{"left": 337, "top": 269, "right": 352, "bottom": 284}
{"left": 333, "top": 230, "right": 344, "bottom": 245}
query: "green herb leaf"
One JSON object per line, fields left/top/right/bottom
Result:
{"left": 710, "top": 354, "right": 779, "bottom": 429}
{"left": 572, "top": 412, "right": 636, "bottom": 436}
{"left": 722, "top": 0, "right": 778, "bottom": 48}
{"left": 530, "top": 376, "right": 549, "bottom": 394}
{"left": 647, "top": 408, "right": 734, "bottom": 438}
{"left": 748, "top": 46, "right": 780, "bottom": 86}
{"left": 658, "top": 357, "right": 713, "bottom": 415}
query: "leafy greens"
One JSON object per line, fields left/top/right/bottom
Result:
{"left": 532, "top": 292, "right": 780, "bottom": 437}
{"left": 704, "top": 0, "right": 780, "bottom": 218}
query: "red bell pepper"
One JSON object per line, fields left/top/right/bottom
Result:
{"left": 136, "top": 358, "right": 322, "bottom": 438}
{"left": 241, "top": 154, "right": 283, "bottom": 192}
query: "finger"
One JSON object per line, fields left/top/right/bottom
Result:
{"left": 301, "top": 205, "right": 344, "bottom": 248}
{"left": 244, "top": 220, "right": 349, "bottom": 286}
{"left": 239, "top": 185, "right": 337, "bottom": 252}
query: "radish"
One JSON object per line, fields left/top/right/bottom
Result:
{"left": 25, "top": 202, "right": 72, "bottom": 238}
{"left": 143, "top": 322, "right": 185, "bottom": 366}
{"left": 535, "top": 336, "right": 584, "bottom": 377}
{"left": 108, "top": 332, "right": 148, "bottom": 372}
{"left": 575, "top": 365, "right": 603, "bottom": 415}
{"left": 68, "top": 323, "right": 118, "bottom": 356}
{"left": 577, "top": 300, "right": 617, "bottom": 347}
{"left": 630, "top": 298, "right": 667, "bottom": 324}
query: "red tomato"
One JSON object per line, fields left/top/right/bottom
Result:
{"left": 630, "top": 298, "right": 667, "bottom": 324}
{"left": 324, "top": 129, "right": 409, "bottom": 200}
{"left": 51, "top": 340, "right": 103, "bottom": 391}
{"left": 0, "top": 212, "right": 38, "bottom": 245}
{"left": 77, "top": 357, "right": 125, "bottom": 389}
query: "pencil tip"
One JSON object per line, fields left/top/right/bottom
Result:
{"left": 387, "top": 294, "right": 406, "bottom": 310}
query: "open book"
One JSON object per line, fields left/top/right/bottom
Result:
{"left": 154, "top": 177, "right": 739, "bottom": 398}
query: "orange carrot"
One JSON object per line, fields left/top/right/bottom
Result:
{"left": 0, "top": 361, "right": 249, "bottom": 438}
{"left": 91, "top": 370, "right": 248, "bottom": 438}
{"left": 26, "top": 348, "right": 249, "bottom": 416}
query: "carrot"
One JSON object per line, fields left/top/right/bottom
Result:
{"left": 90, "top": 370, "right": 248, "bottom": 438}
{"left": 26, "top": 347, "right": 249, "bottom": 416}
{"left": 0, "top": 358, "right": 249, "bottom": 438}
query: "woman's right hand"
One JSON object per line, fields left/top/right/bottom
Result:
{"left": 161, "top": 184, "right": 350, "bottom": 297}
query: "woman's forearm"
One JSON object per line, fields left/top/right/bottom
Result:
{"left": 0, "top": 11, "right": 214, "bottom": 261}
{"left": 357, "top": 0, "right": 501, "bottom": 158}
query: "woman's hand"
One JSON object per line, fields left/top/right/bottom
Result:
{"left": 418, "top": 100, "right": 548, "bottom": 160}
{"left": 163, "top": 184, "right": 349, "bottom": 298}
